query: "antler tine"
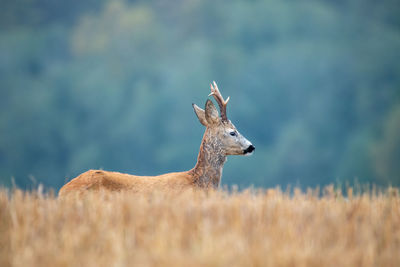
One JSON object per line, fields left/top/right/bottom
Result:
{"left": 209, "top": 81, "right": 230, "bottom": 122}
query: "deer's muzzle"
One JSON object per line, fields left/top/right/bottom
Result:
{"left": 243, "top": 145, "right": 255, "bottom": 155}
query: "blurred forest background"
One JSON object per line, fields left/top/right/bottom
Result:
{"left": 0, "top": 0, "right": 399, "bottom": 190}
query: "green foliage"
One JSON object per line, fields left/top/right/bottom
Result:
{"left": 371, "top": 106, "right": 400, "bottom": 185}
{"left": 0, "top": 0, "right": 399, "bottom": 189}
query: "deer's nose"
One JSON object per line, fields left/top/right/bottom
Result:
{"left": 244, "top": 145, "right": 255, "bottom": 154}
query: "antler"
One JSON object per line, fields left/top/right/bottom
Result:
{"left": 209, "top": 81, "right": 230, "bottom": 122}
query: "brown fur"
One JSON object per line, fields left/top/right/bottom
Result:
{"left": 59, "top": 170, "right": 196, "bottom": 196}
{"left": 58, "top": 82, "right": 253, "bottom": 197}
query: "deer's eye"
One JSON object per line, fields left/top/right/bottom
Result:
{"left": 230, "top": 131, "right": 237, "bottom": 137}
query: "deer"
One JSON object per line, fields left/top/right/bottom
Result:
{"left": 58, "top": 82, "right": 254, "bottom": 197}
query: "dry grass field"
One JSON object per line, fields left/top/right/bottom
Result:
{"left": 0, "top": 186, "right": 399, "bottom": 267}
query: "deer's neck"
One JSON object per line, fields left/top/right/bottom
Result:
{"left": 191, "top": 129, "right": 226, "bottom": 189}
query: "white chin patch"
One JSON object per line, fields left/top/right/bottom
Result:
{"left": 244, "top": 151, "right": 253, "bottom": 156}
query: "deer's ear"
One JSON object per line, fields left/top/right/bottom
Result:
{"left": 205, "top": 99, "right": 220, "bottom": 125}
{"left": 192, "top": 103, "right": 208, "bottom": 126}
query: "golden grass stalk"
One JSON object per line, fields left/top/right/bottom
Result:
{"left": 0, "top": 186, "right": 399, "bottom": 267}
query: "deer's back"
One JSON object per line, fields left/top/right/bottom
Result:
{"left": 58, "top": 169, "right": 196, "bottom": 197}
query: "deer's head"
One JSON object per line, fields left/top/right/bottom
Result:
{"left": 193, "top": 82, "right": 255, "bottom": 156}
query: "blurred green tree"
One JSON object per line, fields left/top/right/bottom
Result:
{"left": 0, "top": 0, "right": 399, "bottom": 189}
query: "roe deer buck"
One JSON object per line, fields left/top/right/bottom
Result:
{"left": 59, "top": 82, "right": 254, "bottom": 196}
